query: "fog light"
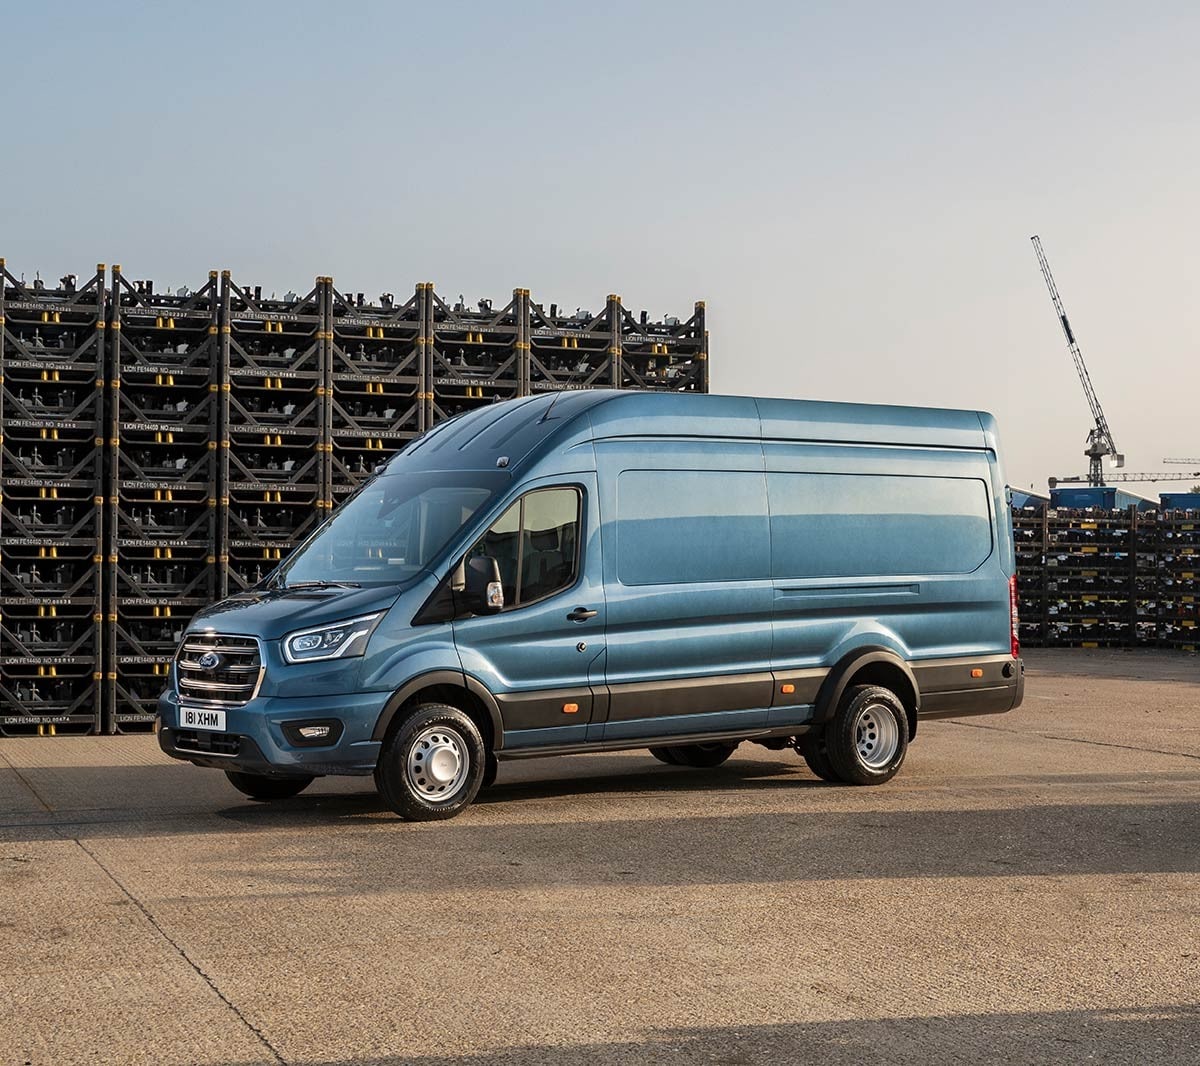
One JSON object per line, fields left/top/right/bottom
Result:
{"left": 282, "top": 719, "right": 344, "bottom": 747}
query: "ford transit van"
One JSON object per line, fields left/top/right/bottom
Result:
{"left": 158, "top": 391, "right": 1024, "bottom": 820}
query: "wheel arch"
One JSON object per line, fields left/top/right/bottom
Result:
{"left": 371, "top": 671, "right": 504, "bottom": 752}
{"left": 814, "top": 647, "right": 920, "bottom": 740}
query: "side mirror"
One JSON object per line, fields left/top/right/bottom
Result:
{"left": 462, "top": 556, "right": 505, "bottom": 613}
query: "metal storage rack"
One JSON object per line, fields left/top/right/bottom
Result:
{"left": 0, "top": 262, "right": 106, "bottom": 735}
{"left": 105, "top": 267, "right": 221, "bottom": 730}
{"left": 427, "top": 288, "right": 522, "bottom": 421}
{"left": 1042, "top": 508, "right": 1139, "bottom": 647}
{"left": 1011, "top": 504, "right": 1047, "bottom": 646}
{"left": 527, "top": 295, "right": 619, "bottom": 393}
{"left": 219, "top": 275, "right": 327, "bottom": 594}
{"left": 1155, "top": 511, "right": 1200, "bottom": 651}
{"left": 617, "top": 299, "right": 708, "bottom": 392}
{"left": 325, "top": 281, "right": 426, "bottom": 502}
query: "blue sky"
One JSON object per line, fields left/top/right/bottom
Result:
{"left": 4, "top": 1, "right": 1198, "bottom": 492}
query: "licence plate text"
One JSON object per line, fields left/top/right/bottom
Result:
{"left": 181, "top": 707, "right": 227, "bottom": 731}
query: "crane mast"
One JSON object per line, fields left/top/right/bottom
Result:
{"left": 1031, "top": 235, "right": 1124, "bottom": 486}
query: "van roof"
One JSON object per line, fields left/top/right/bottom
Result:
{"left": 390, "top": 390, "right": 997, "bottom": 473}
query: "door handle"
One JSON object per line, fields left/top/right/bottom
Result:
{"left": 567, "top": 607, "right": 597, "bottom": 623}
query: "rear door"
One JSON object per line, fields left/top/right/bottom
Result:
{"left": 453, "top": 475, "right": 606, "bottom": 749}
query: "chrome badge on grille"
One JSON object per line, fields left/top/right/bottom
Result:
{"left": 197, "top": 651, "right": 222, "bottom": 671}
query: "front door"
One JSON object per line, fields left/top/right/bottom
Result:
{"left": 453, "top": 475, "right": 606, "bottom": 749}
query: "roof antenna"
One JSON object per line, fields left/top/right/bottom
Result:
{"left": 540, "top": 389, "right": 566, "bottom": 421}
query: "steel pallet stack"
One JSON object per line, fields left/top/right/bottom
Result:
{"left": 1156, "top": 510, "right": 1200, "bottom": 651}
{"left": 1044, "top": 508, "right": 1137, "bottom": 647}
{"left": 106, "top": 268, "right": 221, "bottom": 730}
{"left": 527, "top": 295, "right": 619, "bottom": 393}
{"left": 219, "top": 275, "right": 327, "bottom": 594}
{"left": 1010, "top": 503, "right": 1047, "bottom": 646}
{"left": 0, "top": 263, "right": 106, "bottom": 735}
{"left": 617, "top": 300, "right": 708, "bottom": 392}
{"left": 325, "top": 282, "right": 426, "bottom": 503}
{"left": 427, "top": 288, "right": 522, "bottom": 421}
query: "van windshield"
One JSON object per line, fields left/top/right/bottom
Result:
{"left": 276, "top": 470, "right": 509, "bottom": 588}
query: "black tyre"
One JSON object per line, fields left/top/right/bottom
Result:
{"left": 824, "top": 684, "right": 908, "bottom": 785}
{"left": 375, "top": 703, "right": 485, "bottom": 821}
{"left": 224, "top": 770, "right": 314, "bottom": 801}
{"left": 798, "top": 732, "right": 841, "bottom": 782}
{"left": 665, "top": 742, "right": 739, "bottom": 768}
{"left": 480, "top": 752, "right": 499, "bottom": 790}
{"left": 648, "top": 747, "right": 680, "bottom": 765}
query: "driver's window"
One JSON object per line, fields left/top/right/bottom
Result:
{"left": 470, "top": 500, "right": 521, "bottom": 604}
{"left": 468, "top": 487, "right": 580, "bottom": 609}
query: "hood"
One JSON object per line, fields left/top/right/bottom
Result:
{"left": 188, "top": 584, "right": 405, "bottom": 642}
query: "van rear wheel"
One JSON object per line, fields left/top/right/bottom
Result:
{"left": 224, "top": 770, "right": 314, "bottom": 801}
{"left": 825, "top": 684, "right": 908, "bottom": 785}
{"left": 664, "top": 742, "right": 739, "bottom": 768}
{"left": 375, "top": 703, "right": 485, "bottom": 821}
{"left": 798, "top": 733, "right": 841, "bottom": 782}
{"left": 648, "top": 747, "right": 680, "bottom": 765}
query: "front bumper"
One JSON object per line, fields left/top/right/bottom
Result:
{"left": 157, "top": 686, "right": 388, "bottom": 776}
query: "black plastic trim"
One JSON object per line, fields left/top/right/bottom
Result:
{"left": 812, "top": 647, "right": 920, "bottom": 725}
{"left": 370, "top": 670, "right": 506, "bottom": 750}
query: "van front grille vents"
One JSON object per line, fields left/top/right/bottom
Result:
{"left": 176, "top": 633, "right": 263, "bottom": 707}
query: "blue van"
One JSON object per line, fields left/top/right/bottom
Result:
{"left": 158, "top": 391, "right": 1024, "bottom": 820}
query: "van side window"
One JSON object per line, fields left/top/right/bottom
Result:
{"left": 767, "top": 472, "right": 993, "bottom": 578}
{"left": 468, "top": 488, "right": 581, "bottom": 607}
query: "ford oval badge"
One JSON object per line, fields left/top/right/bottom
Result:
{"left": 197, "top": 651, "right": 221, "bottom": 671}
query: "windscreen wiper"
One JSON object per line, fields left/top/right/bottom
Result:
{"left": 282, "top": 580, "right": 362, "bottom": 590}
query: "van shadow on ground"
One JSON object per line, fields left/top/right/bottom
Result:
{"left": 233, "top": 1004, "right": 1200, "bottom": 1066}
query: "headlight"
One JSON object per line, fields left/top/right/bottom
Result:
{"left": 282, "top": 613, "right": 384, "bottom": 664}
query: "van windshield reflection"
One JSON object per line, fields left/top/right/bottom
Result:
{"left": 276, "top": 470, "right": 508, "bottom": 588}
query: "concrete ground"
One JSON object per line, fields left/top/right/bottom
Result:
{"left": 1, "top": 649, "right": 1198, "bottom": 1066}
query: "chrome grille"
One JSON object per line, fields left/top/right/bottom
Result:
{"left": 176, "top": 632, "right": 263, "bottom": 707}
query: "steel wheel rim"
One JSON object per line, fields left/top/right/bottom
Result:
{"left": 854, "top": 703, "right": 899, "bottom": 770}
{"left": 406, "top": 726, "right": 469, "bottom": 802}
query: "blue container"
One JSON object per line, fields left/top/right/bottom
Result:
{"left": 1051, "top": 487, "right": 1117, "bottom": 510}
{"left": 1160, "top": 492, "right": 1200, "bottom": 511}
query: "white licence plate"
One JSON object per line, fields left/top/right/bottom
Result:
{"left": 181, "top": 707, "right": 227, "bottom": 732}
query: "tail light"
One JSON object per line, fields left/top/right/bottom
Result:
{"left": 1009, "top": 574, "right": 1020, "bottom": 658}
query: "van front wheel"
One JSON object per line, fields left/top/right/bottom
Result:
{"left": 375, "top": 703, "right": 485, "bottom": 821}
{"left": 825, "top": 685, "right": 908, "bottom": 785}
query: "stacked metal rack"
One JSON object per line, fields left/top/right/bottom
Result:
{"left": 1011, "top": 504, "right": 1048, "bottom": 646}
{"left": 0, "top": 263, "right": 106, "bottom": 735}
{"left": 427, "top": 288, "right": 523, "bottom": 421}
{"left": 1043, "top": 509, "right": 1137, "bottom": 647}
{"left": 528, "top": 296, "right": 620, "bottom": 392}
{"left": 325, "top": 282, "right": 426, "bottom": 503}
{"left": 106, "top": 267, "right": 221, "bottom": 730}
{"left": 617, "top": 300, "right": 707, "bottom": 392}
{"left": 1154, "top": 511, "right": 1200, "bottom": 651}
{"left": 219, "top": 274, "right": 326, "bottom": 595}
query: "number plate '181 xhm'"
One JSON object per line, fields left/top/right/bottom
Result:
{"left": 181, "top": 707, "right": 227, "bottom": 732}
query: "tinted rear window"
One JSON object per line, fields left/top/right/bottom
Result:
{"left": 768, "top": 473, "right": 992, "bottom": 578}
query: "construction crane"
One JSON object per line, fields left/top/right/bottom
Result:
{"left": 1031, "top": 235, "right": 1124, "bottom": 486}
{"left": 1049, "top": 471, "right": 1199, "bottom": 488}
{"left": 1163, "top": 458, "right": 1200, "bottom": 466}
